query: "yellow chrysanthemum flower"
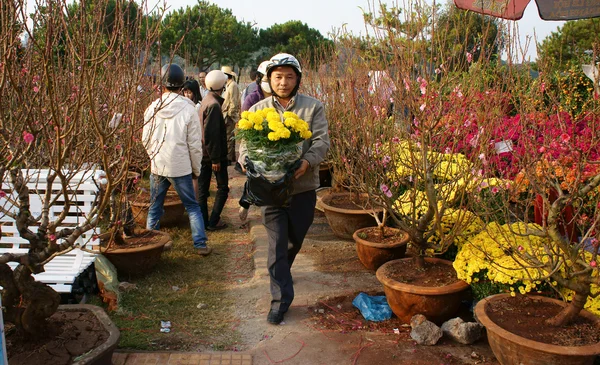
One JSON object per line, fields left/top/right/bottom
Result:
{"left": 237, "top": 119, "right": 253, "bottom": 130}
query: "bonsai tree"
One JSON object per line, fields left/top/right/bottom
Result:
{"left": 0, "top": 0, "right": 161, "bottom": 333}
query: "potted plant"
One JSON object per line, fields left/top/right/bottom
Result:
{"left": 453, "top": 62, "right": 600, "bottom": 363}
{"left": 0, "top": 0, "right": 162, "bottom": 361}
{"left": 305, "top": 2, "right": 503, "bottom": 323}
{"left": 352, "top": 209, "right": 410, "bottom": 271}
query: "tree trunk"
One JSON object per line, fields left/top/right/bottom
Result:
{"left": 1, "top": 264, "right": 60, "bottom": 335}
{"left": 545, "top": 291, "right": 588, "bottom": 327}
{"left": 412, "top": 255, "right": 426, "bottom": 268}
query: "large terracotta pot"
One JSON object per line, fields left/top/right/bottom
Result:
{"left": 129, "top": 190, "right": 185, "bottom": 227}
{"left": 353, "top": 227, "right": 409, "bottom": 271}
{"left": 376, "top": 257, "right": 470, "bottom": 324}
{"left": 320, "top": 192, "right": 381, "bottom": 240}
{"left": 475, "top": 294, "right": 600, "bottom": 365}
{"left": 102, "top": 230, "right": 171, "bottom": 277}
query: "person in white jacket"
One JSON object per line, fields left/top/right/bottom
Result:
{"left": 142, "top": 64, "right": 211, "bottom": 256}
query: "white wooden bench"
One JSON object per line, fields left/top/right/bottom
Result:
{"left": 0, "top": 169, "right": 101, "bottom": 293}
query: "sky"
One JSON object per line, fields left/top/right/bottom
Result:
{"left": 24, "top": 0, "right": 566, "bottom": 61}
{"left": 166, "top": 0, "right": 566, "bottom": 61}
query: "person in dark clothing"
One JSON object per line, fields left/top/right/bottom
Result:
{"left": 241, "top": 60, "right": 271, "bottom": 111}
{"left": 197, "top": 70, "right": 230, "bottom": 231}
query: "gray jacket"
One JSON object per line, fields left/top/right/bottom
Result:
{"left": 239, "top": 94, "right": 330, "bottom": 195}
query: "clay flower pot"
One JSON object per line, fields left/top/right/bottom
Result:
{"left": 320, "top": 192, "right": 381, "bottom": 239}
{"left": 353, "top": 227, "right": 409, "bottom": 271}
{"left": 376, "top": 257, "right": 470, "bottom": 324}
{"left": 129, "top": 190, "right": 185, "bottom": 227}
{"left": 101, "top": 230, "right": 172, "bottom": 277}
{"left": 474, "top": 294, "right": 600, "bottom": 365}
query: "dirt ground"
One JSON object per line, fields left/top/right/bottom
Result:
{"left": 223, "top": 170, "right": 501, "bottom": 365}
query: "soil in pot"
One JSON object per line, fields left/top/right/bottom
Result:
{"left": 486, "top": 295, "right": 600, "bottom": 347}
{"left": 353, "top": 227, "right": 409, "bottom": 271}
{"left": 7, "top": 308, "right": 109, "bottom": 364}
{"left": 382, "top": 257, "right": 461, "bottom": 286}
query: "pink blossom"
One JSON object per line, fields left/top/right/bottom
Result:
{"left": 560, "top": 133, "right": 570, "bottom": 143}
{"left": 538, "top": 146, "right": 545, "bottom": 153}
{"left": 419, "top": 79, "right": 427, "bottom": 95}
{"left": 591, "top": 261, "right": 597, "bottom": 268}
{"left": 380, "top": 184, "right": 393, "bottom": 198}
{"left": 466, "top": 52, "right": 473, "bottom": 63}
{"left": 540, "top": 82, "right": 546, "bottom": 92}
{"left": 22, "top": 131, "right": 34, "bottom": 144}
{"left": 419, "top": 103, "right": 426, "bottom": 111}
{"left": 517, "top": 245, "right": 524, "bottom": 252}
{"left": 49, "top": 234, "right": 56, "bottom": 241}
{"left": 491, "top": 186, "right": 500, "bottom": 194}
{"left": 453, "top": 86, "right": 463, "bottom": 98}
{"left": 33, "top": 86, "right": 39, "bottom": 93}
{"left": 403, "top": 78, "right": 411, "bottom": 91}
{"left": 382, "top": 155, "right": 391, "bottom": 166}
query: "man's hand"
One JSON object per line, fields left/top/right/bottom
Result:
{"left": 294, "top": 159, "right": 310, "bottom": 179}
{"left": 212, "top": 163, "right": 221, "bottom": 172}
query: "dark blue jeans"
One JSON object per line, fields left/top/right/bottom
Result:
{"left": 262, "top": 190, "right": 316, "bottom": 313}
{"left": 197, "top": 160, "right": 230, "bottom": 227}
{"left": 147, "top": 174, "right": 208, "bottom": 248}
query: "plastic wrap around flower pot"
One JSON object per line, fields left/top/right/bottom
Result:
{"left": 241, "top": 157, "right": 302, "bottom": 207}
{"left": 246, "top": 143, "right": 302, "bottom": 182}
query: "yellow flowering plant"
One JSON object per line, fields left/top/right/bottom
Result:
{"left": 236, "top": 108, "right": 312, "bottom": 181}
{"left": 454, "top": 222, "right": 600, "bottom": 316}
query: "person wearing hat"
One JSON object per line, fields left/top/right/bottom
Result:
{"left": 220, "top": 65, "right": 240, "bottom": 165}
{"left": 238, "top": 53, "right": 330, "bottom": 325}
{"left": 142, "top": 64, "right": 211, "bottom": 256}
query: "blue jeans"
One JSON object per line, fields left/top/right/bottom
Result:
{"left": 147, "top": 174, "right": 208, "bottom": 249}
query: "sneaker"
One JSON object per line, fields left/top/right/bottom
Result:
{"left": 239, "top": 207, "right": 248, "bottom": 221}
{"left": 267, "top": 309, "right": 285, "bottom": 325}
{"left": 195, "top": 246, "right": 212, "bottom": 256}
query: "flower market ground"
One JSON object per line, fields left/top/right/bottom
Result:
{"left": 107, "top": 165, "right": 501, "bottom": 365}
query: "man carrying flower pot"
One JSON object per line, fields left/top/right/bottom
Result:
{"left": 238, "top": 53, "right": 330, "bottom": 325}
{"left": 142, "top": 63, "right": 212, "bottom": 256}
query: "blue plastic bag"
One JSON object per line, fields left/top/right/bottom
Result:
{"left": 352, "top": 292, "right": 392, "bottom": 322}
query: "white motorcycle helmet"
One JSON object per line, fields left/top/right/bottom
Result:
{"left": 257, "top": 60, "right": 272, "bottom": 77}
{"left": 205, "top": 70, "right": 228, "bottom": 91}
{"left": 266, "top": 53, "right": 302, "bottom": 97}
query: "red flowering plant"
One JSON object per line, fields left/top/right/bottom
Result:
{"left": 0, "top": 0, "right": 162, "bottom": 334}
